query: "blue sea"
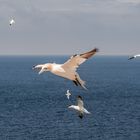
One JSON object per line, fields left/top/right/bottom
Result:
{"left": 0, "top": 56, "right": 139, "bottom": 140}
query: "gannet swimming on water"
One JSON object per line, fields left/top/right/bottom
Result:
{"left": 33, "top": 48, "right": 98, "bottom": 89}
{"left": 128, "top": 54, "right": 140, "bottom": 60}
{"left": 9, "top": 19, "right": 15, "bottom": 26}
{"left": 65, "top": 90, "right": 71, "bottom": 99}
{"left": 68, "top": 96, "right": 90, "bottom": 119}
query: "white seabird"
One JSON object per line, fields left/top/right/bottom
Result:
{"left": 68, "top": 95, "right": 90, "bottom": 119}
{"left": 65, "top": 90, "right": 71, "bottom": 99}
{"left": 33, "top": 48, "right": 98, "bottom": 89}
{"left": 128, "top": 54, "right": 140, "bottom": 60}
{"left": 9, "top": 19, "right": 15, "bottom": 26}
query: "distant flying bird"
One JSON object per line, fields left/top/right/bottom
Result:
{"left": 65, "top": 90, "right": 71, "bottom": 99}
{"left": 68, "top": 96, "right": 90, "bottom": 119}
{"left": 9, "top": 19, "right": 15, "bottom": 26}
{"left": 128, "top": 54, "right": 140, "bottom": 60}
{"left": 33, "top": 48, "right": 98, "bottom": 89}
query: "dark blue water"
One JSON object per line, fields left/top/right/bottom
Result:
{"left": 0, "top": 56, "right": 139, "bottom": 140}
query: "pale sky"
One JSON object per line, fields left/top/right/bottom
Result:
{"left": 0, "top": 0, "right": 140, "bottom": 55}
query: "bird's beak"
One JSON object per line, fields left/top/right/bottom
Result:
{"left": 32, "top": 64, "right": 47, "bottom": 74}
{"left": 32, "top": 65, "right": 43, "bottom": 73}
{"left": 38, "top": 68, "right": 45, "bottom": 74}
{"left": 32, "top": 65, "right": 42, "bottom": 70}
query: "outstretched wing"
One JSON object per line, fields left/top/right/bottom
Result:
{"left": 83, "top": 108, "right": 90, "bottom": 114}
{"left": 77, "top": 96, "right": 84, "bottom": 108}
{"left": 62, "top": 48, "right": 98, "bottom": 71}
{"left": 128, "top": 54, "right": 140, "bottom": 60}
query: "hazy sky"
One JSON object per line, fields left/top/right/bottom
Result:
{"left": 0, "top": 0, "right": 140, "bottom": 55}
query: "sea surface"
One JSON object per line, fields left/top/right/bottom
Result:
{"left": 0, "top": 56, "right": 139, "bottom": 140}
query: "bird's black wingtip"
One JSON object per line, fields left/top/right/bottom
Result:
{"left": 128, "top": 57, "right": 134, "bottom": 60}
{"left": 94, "top": 48, "right": 99, "bottom": 52}
{"left": 79, "top": 114, "right": 83, "bottom": 119}
{"left": 77, "top": 95, "right": 82, "bottom": 100}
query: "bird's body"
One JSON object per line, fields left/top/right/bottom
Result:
{"left": 68, "top": 96, "right": 90, "bottom": 119}
{"left": 128, "top": 54, "right": 140, "bottom": 60}
{"left": 65, "top": 90, "right": 71, "bottom": 99}
{"left": 33, "top": 48, "right": 98, "bottom": 89}
{"left": 9, "top": 19, "right": 15, "bottom": 26}
{"left": 51, "top": 64, "right": 75, "bottom": 80}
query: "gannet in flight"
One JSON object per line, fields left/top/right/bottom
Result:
{"left": 128, "top": 54, "right": 140, "bottom": 60}
{"left": 9, "top": 19, "right": 15, "bottom": 26}
{"left": 65, "top": 90, "right": 71, "bottom": 99}
{"left": 68, "top": 96, "right": 90, "bottom": 119}
{"left": 33, "top": 48, "right": 98, "bottom": 89}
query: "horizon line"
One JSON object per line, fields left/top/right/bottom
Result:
{"left": 0, "top": 54, "right": 131, "bottom": 57}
